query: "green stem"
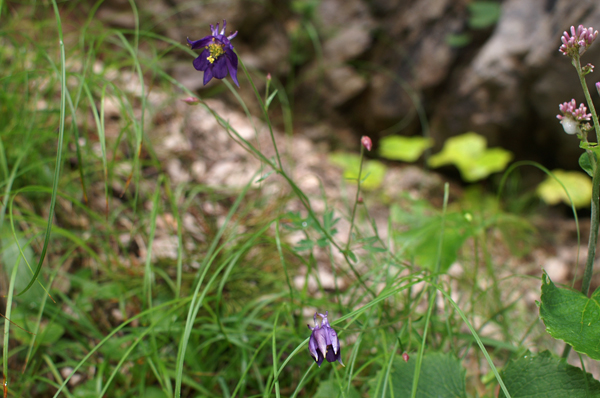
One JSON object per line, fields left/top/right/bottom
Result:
{"left": 562, "top": 54, "right": 600, "bottom": 359}
{"left": 346, "top": 145, "right": 365, "bottom": 250}
{"left": 581, "top": 169, "right": 600, "bottom": 296}
{"left": 573, "top": 54, "right": 600, "bottom": 297}
{"left": 574, "top": 56, "right": 600, "bottom": 143}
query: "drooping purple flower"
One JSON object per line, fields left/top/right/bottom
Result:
{"left": 559, "top": 25, "right": 598, "bottom": 57}
{"left": 188, "top": 20, "right": 239, "bottom": 87}
{"left": 307, "top": 311, "right": 344, "bottom": 367}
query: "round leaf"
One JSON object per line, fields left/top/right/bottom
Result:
{"left": 378, "top": 135, "right": 434, "bottom": 162}
{"left": 536, "top": 170, "right": 592, "bottom": 208}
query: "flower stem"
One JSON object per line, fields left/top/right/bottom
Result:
{"left": 573, "top": 55, "right": 600, "bottom": 297}
{"left": 346, "top": 145, "right": 365, "bottom": 250}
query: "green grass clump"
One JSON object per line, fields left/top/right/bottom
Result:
{"left": 0, "top": 2, "right": 565, "bottom": 398}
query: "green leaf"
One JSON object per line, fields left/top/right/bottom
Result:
{"left": 295, "top": 239, "right": 314, "bottom": 252}
{"left": 445, "top": 33, "right": 471, "bottom": 48}
{"left": 428, "top": 132, "right": 512, "bottom": 182}
{"left": 468, "top": 1, "right": 501, "bottom": 29}
{"left": 539, "top": 273, "right": 600, "bottom": 360}
{"left": 392, "top": 205, "right": 473, "bottom": 273}
{"left": 314, "top": 380, "right": 360, "bottom": 398}
{"left": 329, "top": 152, "right": 387, "bottom": 190}
{"left": 536, "top": 170, "right": 592, "bottom": 208}
{"left": 499, "top": 351, "right": 600, "bottom": 397}
{"left": 11, "top": 313, "right": 65, "bottom": 345}
{"left": 265, "top": 89, "right": 278, "bottom": 109}
{"left": 378, "top": 135, "right": 434, "bottom": 162}
{"left": 579, "top": 152, "right": 595, "bottom": 177}
{"left": 369, "top": 353, "right": 466, "bottom": 398}
{"left": 1, "top": 228, "right": 44, "bottom": 302}
{"left": 344, "top": 249, "right": 357, "bottom": 263}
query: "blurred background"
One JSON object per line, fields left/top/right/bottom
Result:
{"left": 91, "top": 0, "right": 600, "bottom": 173}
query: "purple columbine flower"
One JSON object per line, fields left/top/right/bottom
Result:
{"left": 557, "top": 99, "right": 591, "bottom": 135}
{"left": 188, "top": 20, "right": 239, "bottom": 87}
{"left": 559, "top": 25, "right": 598, "bottom": 57}
{"left": 308, "top": 311, "right": 344, "bottom": 367}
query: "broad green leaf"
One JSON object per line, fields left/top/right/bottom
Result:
{"left": 314, "top": 380, "right": 360, "bottom": 398}
{"left": 11, "top": 313, "right": 65, "bottom": 345}
{"left": 499, "top": 351, "right": 600, "bottom": 397}
{"left": 1, "top": 228, "right": 44, "bottom": 302}
{"left": 428, "top": 132, "right": 513, "bottom": 182}
{"left": 539, "top": 273, "right": 600, "bottom": 359}
{"left": 578, "top": 152, "right": 595, "bottom": 177}
{"left": 392, "top": 205, "right": 473, "bottom": 272}
{"left": 369, "top": 353, "right": 466, "bottom": 398}
{"left": 378, "top": 135, "right": 434, "bottom": 162}
{"left": 536, "top": 170, "right": 592, "bottom": 208}
{"left": 329, "top": 152, "right": 387, "bottom": 190}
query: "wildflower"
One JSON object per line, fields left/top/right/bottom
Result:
{"left": 582, "top": 63, "right": 596, "bottom": 75}
{"left": 402, "top": 352, "right": 410, "bottom": 362}
{"left": 181, "top": 96, "right": 200, "bottom": 105}
{"left": 307, "top": 311, "right": 344, "bottom": 367}
{"left": 559, "top": 25, "right": 598, "bottom": 57}
{"left": 361, "top": 136, "right": 372, "bottom": 151}
{"left": 188, "top": 20, "right": 239, "bottom": 87}
{"left": 557, "top": 99, "right": 591, "bottom": 135}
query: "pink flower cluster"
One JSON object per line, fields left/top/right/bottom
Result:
{"left": 559, "top": 25, "right": 598, "bottom": 56}
{"left": 556, "top": 99, "right": 591, "bottom": 121}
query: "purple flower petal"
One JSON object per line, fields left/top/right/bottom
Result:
{"left": 188, "top": 36, "right": 213, "bottom": 49}
{"left": 211, "top": 56, "right": 229, "bottom": 79}
{"left": 313, "top": 328, "right": 328, "bottom": 359}
{"left": 225, "top": 50, "right": 239, "bottom": 87}
{"left": 193, "top": 49, "right": 211, "bottom": 71}
{"left": 203, "top": 67, "right": 214, "bottom": 86}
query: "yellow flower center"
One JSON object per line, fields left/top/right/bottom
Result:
{"left": 206, "top": 42, "right": 225, "bottom": 64}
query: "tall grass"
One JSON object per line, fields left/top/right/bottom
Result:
{"left": 0, "top": 2, "right": 555, "bottom": 397}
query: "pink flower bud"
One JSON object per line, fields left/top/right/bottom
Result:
{"left": 402, "top": 352, "right": 409, "bottom": 362}
{"left": 181, "top": 97, "right": 200, "bottom": 106}
{"left": 596, "top": 82, "right": 600, "bottom": 97}
{"left": 266, "top": 73, "right": 272, "bottom": 81}
{"left": 361, "top": 136, "right": 372, "bottom": 151}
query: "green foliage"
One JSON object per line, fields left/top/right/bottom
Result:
{"left": 0, "top": 2, "right": 569, "bottom": 397}
{"left": 329, "top": 151, "right": 387, "bottom": 190}
{"left": 314, "top": 380, "right": 361, "bottom": 398}
{"left": 369, "top": 353, "right": 467, "bottom": 398}
{"left": 537, "top": 170, "right": 592, "bottom": 208}
{"left": 445, "top": 33, "right": 472, "bottom": 48}
{"left": 391, "top": 199, "right": 473, "bottom": 272}
{"left": 378, "top": 135, "right": 434, "bottom": 162}
{"left": 578, "top": 152, "right": 595, "bottom": 177}
{"left": 499, "top": 351, "right": 600, "bottom": 398}
{"left": 428, "top": 132, "right": 513, "bottom": 182}
{"left": 468, "top": 1, "right": 502, "bottom": 29}
{"left": 539, "top": 273, "right": 600, "bottom": 360}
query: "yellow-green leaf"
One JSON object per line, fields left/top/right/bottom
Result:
{"left": 428, "top": 132, "right": 512, "bottom": 182}
{"left": 379, "top": 135, "right": 434, "bottom": 162}
{"left": 536, "top": 170, "right": 592, "bottom": 208}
